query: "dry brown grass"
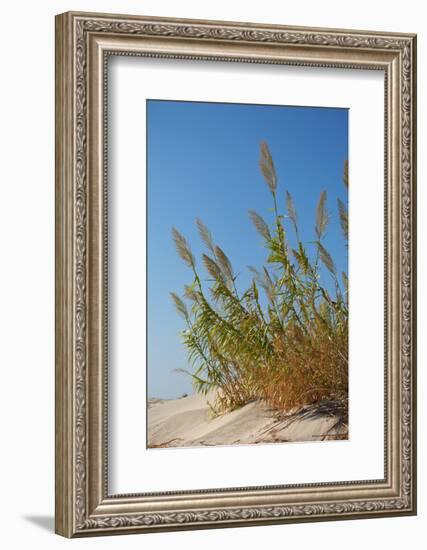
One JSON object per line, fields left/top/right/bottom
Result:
{"left": 258, "top": 324, "right": 348, "bottom": 412}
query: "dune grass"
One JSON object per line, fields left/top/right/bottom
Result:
{"left": 170, "top": 142, "right": 348, "bottom": 416}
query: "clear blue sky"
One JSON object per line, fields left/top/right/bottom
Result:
{"left": 147, "top": 100, "right": 348, "bottom": 398}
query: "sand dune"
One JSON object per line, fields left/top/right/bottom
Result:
{"left": 147, "top": 392, "right": 347, "bottom": 448}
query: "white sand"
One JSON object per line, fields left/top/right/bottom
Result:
{"left": 147, "top": 392, "right": 347, "bottom": 448}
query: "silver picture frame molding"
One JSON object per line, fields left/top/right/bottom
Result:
{"left": 55, "top": 11, "right": 417, "bottom": 537}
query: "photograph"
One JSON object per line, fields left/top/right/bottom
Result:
{"left": 147, "top": 99, "right": 349, "bottom": 449}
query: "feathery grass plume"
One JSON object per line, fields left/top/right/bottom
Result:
{"left": 263, "top": 266, "right": 274, "bottom": 288}
{"left": 342, "top": 271, "right": 349, "bottom": 298}
{"left": 261, "top": 267, "right": 276, "bottom": 304}
{"left": 248, "top": 209, "right": 271, "bottom": 241}
{"left": 170, "top": 292, "right": 189, "bottom": 320}
{"left": 196, "top": 217, "right": 215, "bottom": 254}
{"left": 202, "top": 254, "right": 224, "bottom": 283}
{"left": 248, "top": 265, "right": 261, "bottom": 281}
{"left": 297, "top": 242, "right": 310, "bottom": 274}
{"left": 172, "top": 227, "right": 195, "bottom": 269}
{"left": 286, "top": 190, "right": 298, "bottom": 231}
{"left": 292, "top": 248, "right": 309, "bottom": 274}
{"left": 184, "top": 284, "right": 200, "bottom": 302}
{"left": 317, "top": 242, "right": 336, "bottom": 276}
{"left": 215, "top": 246, "right": 234, "bottom": 283}
{"left": 259, "top": 141, "right": 277, "bottom": 194}
{"left": 343, "top": 159, "right": 349, "bottom": 189}
{"left": 337, "top": 198, "right": 348, "bottom": 241}
{"left": 315, "top": 191, "right": 330, "bottom": 239}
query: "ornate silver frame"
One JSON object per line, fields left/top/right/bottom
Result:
{"left": 55, "top": 11, "right": 417, "bottom": 537}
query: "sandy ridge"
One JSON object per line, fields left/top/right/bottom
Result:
{"left": 148, "top": 392, "right": 347, "bottom": 448}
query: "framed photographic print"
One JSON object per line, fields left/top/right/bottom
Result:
{"left": 55, "top": 11, "right": 417, "bottom": 537}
